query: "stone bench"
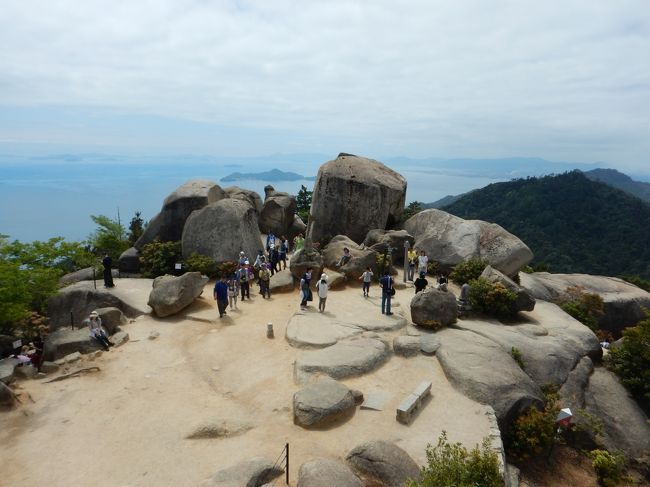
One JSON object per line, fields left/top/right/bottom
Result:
{"left": 396, "top": 381, "right": 432, "bottom": 424}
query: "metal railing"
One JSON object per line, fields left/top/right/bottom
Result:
{"left": 267, "top": 442, "right": 290, "bottom": 486}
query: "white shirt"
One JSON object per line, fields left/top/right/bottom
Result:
{"left": 418, "top": 255, "right": 429, "bottom": 269}
{"left": 316, "top": 279, "right": 329, "bottom": 298}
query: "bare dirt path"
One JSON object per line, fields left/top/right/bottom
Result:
{"left": 1, "top": 276, "right": 493, "bottom": 487}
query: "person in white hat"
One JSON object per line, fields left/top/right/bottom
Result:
{"left": 316, "top": 273, "right": 329, "bottom": 312}
{"left": 85, "top": 311, "right": 113, "bottom": 350}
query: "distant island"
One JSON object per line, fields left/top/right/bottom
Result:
{"left": 220, "top": 168, "right": 316, "bottom": 182}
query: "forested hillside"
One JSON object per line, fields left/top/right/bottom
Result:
{"left": 443, "top": 171, "right": 650, "bottom": 279}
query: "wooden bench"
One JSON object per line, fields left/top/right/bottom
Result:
{"left": 396, "top": 381, "right": 432, "bottom": 424}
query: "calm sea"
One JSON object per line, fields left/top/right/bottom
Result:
{"left": 0, "top": 158, "right": 501, "bottom": 243}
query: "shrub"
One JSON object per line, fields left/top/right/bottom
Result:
{"left": 139, "top": 240, "right": 182, "bottom": 278}
{"left": 468, "top": 277, "right": 518, "bottom": 318}
{"left": 557, "top": 286, "right": 604, "bottom": 331}
{"left": 406, "top": 431, "right": 502, "bottom": 487}
{"left": 426, "top": 261, "right": 439, "bottom": 276}
{"left": 507, "top": 404, "right": 559, "bottom": 460}
{"left": 511, "top": 347, "right": 524, "bottom": 369}
{"left": 215, "top": 260, "right": 238, "bottom": 278}
{"left": 605, "top": 309, "right": 650, "bottom": 401}
{"left": 589, "top": 449, "right": 625, "bottom": 486}
{"left": 184, "top": 253, "right": 218, "bottom": 278}
{"left": 449, "top": 257, "right": 488, "bottom": 284}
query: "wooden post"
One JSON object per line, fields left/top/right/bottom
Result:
{"left": 267, "top": 322, "right": 274, "bottom": 339}
{"left": 285, "top": 442, "right": 289, "bottom": 485}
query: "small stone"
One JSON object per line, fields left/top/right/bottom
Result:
{"left": 351, "top": 389, "right": 364, "bottom": 404}
{"left": 111, "top": 331, "right": 129, "bottom": 347}
{"left": 63, "top": 352, "right": 82, "bottom": 363}
{"left": 212, "top": 366, "right": 220, "bottom": 372}
{"left": 148, "top": 330, "right": 160, "bottom": 340}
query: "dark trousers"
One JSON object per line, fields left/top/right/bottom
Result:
{"left": 260, "top": 280, "right": 270, "bottom": 298}
{"left": 240, "top": 282, "right": 250, "bottom": 299}
{"left": 363, "top": 282, "right": 370, "bottom": 295}
{"left": 217, "top": 298, "right": 228, "bottom": 317}
{"left": 103, "top": 268, "right": 114, "bottom": 287}
{"left": 381, "top": 292, "right": 392, "bottom": 314}
{"left": 93, "top": 332, "right": 111, "bottom": 350}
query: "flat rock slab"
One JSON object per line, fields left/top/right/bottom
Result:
{"left": 295, "top": 337, "right": 390, "bottom": 383}
{"left": 285, "top": 313, "right": 363, "bottom": 348}
{"left": 360, "top": 391, "right": 389, "bottom": 411}
{"left": 393, "top": 335, "right": 440, "bottom": 357}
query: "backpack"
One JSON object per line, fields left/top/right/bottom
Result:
{"left": 239, "top": 271, "right": 248, "bottom": 283}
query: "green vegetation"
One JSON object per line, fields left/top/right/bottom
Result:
{"left": 184, "top": 253, "right": 218, "bottom": 278}
{"left": 87, "top": 214, "right": 131, "bottom": 259}
{"left": 296, "top": 184, "right": 312, "bottom": 223}
{"left": 139, "top": 240, "right": 183, "bottom": 278}
{"left": 589, "top": 449, "right": 626, "bottom": 487}
{"left": 556, "top": 286, "right": 604, "bottom": 332}
{"left": 507, "top": 402, "right": 559, "bottom": 460}
{"left": 128, "top": 211, "right": 145, "bottom": 246}
{"left": 406, "top": 431, "right": 502, "bottom": 487}
{"left": 403, "top": 201, "right": 423, "bottom": 221}
{"left": 620, "top": 274, "right": 650, "bottom": 292}
{"left": 510, "top": 346, "right": 524, "bottom": 369}
{"left": 443, "top": 171, "right": 650, "bottom": 279}
{"left": 468, "top": 277, "right": 518, "bottom": 319}
{"left": 449, "top": 257, "right": 488, "bottom": 284}
{"left": 605, "top": 309, "right": 650, "bottom": 403}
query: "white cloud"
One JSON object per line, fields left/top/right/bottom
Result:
{"left": 0, "top": 0, "right": 649, "bottom": 167}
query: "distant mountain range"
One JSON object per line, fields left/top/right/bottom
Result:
{"left": 220, "top": 168, "right": 316, "bottom": 183}
{"left": 441, "top": 171, "right": 650, "bottom": 279}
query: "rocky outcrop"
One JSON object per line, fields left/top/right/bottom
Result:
{"left": 288, "top": 214, "right": 307, "bottom": 240}
{"left": 346, "top": 440, "right": 421, "bottom": 487}
{"left": 322, "top": 235, "right": 378, "bottom": 280}
{"left": 404, "top": 209, "right": 533, "bottom": 276}
{"left": 307, "top": 154, "right": 407, "bottom": 244}
{"left": 59, "top": 267, "right": 119, "bottom": 286}
{"left": 181, "top": 198, "right": 262, "bottom": 262}
{"left": 481, "top": 265, "right": 535, "bottom": 312}
{"left": 224, "top": 186, "right": 263, "bottom": 213}
{"left": 118, "top": 247, "right": 140, "bottom": 273}
{"left": 43, "top": 328, "right": 103, "bottom": 360}
{"left": 0, "top": 358, "right": 20, "bottom": 384}
{"left": 147, "top": 272, "right": 208, "bottom": 318}
{"left": 393, "top": 335, "right": 440, "bottom": 357}
{"left": 205, "top": 457, "right": 284, "bottom": 487}
{"left": 135, "top": 179, "right": 226, "bottom": 249}
{"left": 295, "top": 337, "right": 390, "bottom": 383}
{"left": 259, "top": 185, "right": 297, "bottom": 237}
{"left": 583, "top": 367, "right": 650, "bottom": 459}
{"left": 436, "top": 328, "right": 544, "bottom": 429}
{"left": 297, "top": 458, "right": 363, "bottom": 487}
{"left": 185, "top": 419, "right": 253, "bottom": 439}
{"left": 293, "top": 377, "right": 356, "bottom": 428}
{"left": 0, "top": 381, "right": 16, "bottom": 408}
{"left": 94, "top": 307, "right": 127, "bottom": 334}
{"left": 289, "top": 248, "right": 324, "bottom": 280}
{"left": 363, "top": 229, "right": 415, "bottom": 265}
{"left": 410, "top": 289, "right": 458, "bottom": 330}
{"left": 520, "top": 272, "right": 650, "bottom": 336}
{"left": 47, "top": 282, "right": 144, "bottom": 330}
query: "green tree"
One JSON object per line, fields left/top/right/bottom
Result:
{"left": 403, "top": 201, "right": 423, "bottom": 221}
{"left": 87, "top": 214, "right": 130, "bottom": 259}
{"left": 406, "top": 431, "right": 502, "bottom": 487}
{"left": 128, "top": 211, "right": 145, "bottom": 246}
{"left": 139, "top": 240, "right": 182, "bottom": 278}
{"left": 296, "top": 184, "right": 312, "bottom": 223}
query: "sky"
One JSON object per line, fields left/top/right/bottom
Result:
{"left": 1, "top": 1, "right": 649, "bottom": 173}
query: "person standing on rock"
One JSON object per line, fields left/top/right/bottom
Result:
{"left": 293, "top": 233, "right": 304, "bottom": 252}
{"left": 300, "top": 268, "right": 312, "bottom": 309}
{"left": 407, "top": 247, "right": 418, "bottom": 281}
{"left": 359, "top": 267, "right": 373, "bottom": 297}
{"left": 316, "top": 273, "right": 329, "bottom": 312}
{"left": 417, "top": 250, "right": 429, "bottom": 276}
{"left": 379, "top": 271, "right": 394, "bottom": 315}
{"left": 414, "top": 271, "right": 428, "bottom": 294}
{"left": 279, "top": 236, "right": 288, "bottom": 270}
{"left": 269, "top": 244, "right": 280, "bottom": 275}
{"left": 213, "top": 276, "right": 229, "bottom": 318}
{"left": 227, "top": 273, "right": 239, "bottom": 309}
{"left": 259, "top": 263, "right": 271, "bottom": 299}
{"left": 102, "top": 253, "right": 115, "bottom": 288}
{"left": 237, "top": 263, "right": 251, "bottom": 301}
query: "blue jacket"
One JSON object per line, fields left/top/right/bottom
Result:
{"left": 214, "top": 280, "right": 229, "bottom": 301}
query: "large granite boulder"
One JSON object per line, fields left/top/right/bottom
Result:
{"left": 322, "top": 235, "right": 378, "bottom": 280}
{"left": 410, "top": 289, "right": 458, "bottom": 330}
{"left": 288, "top": 214, "right": 307, "bottom": 241}
{"left": 346, "top": 440, "right": 421, "bottom": 487}
{"left": 118, "top": 247, "right": 141, "bottom": 273}
{"left": 0, "top": 381, "right": 16, "bottom": 408}
{"left": 59, "top": 267, "right": 119, "bottom": 286}
{"left": 481, "top": 265, "right": 535, "bottom": 312}
{"left": 289, "top": 248, "right": 324, "bottom": 280}
{"left": 259, "top": 185, "right": 297, "bottom": 236}
{"left": 93, "top": 307, "right": 127, "bottom": 334}
{"left": 520, "top": 272, "right": 650, "bottom": 336}
{"left": 0, "top": 358, "right": 20, "bottom": 384}
{"left": 147, "top": 272, "right": 208, "bottom": 318}
{"left": 363, "top": 229, "right": 415, "bottom": 265}
{"left": 293, "top": 377, "right": 356, "bottom": 428}
{"left": 43, "top": 328, "right": 103, "bottom": 361}
{"left": 181, "top": 198, "right": 262, "bottom": 263}
{"left": 436, "top": 328, "right": 544, "bottom": 429}
{"left": 136, "top": 179, "right": 226, "bottom": 249}
{"left": 224, "top": 186, "right": 263, "bottom": 213}
{"left": 295, "top": 337, "right": 390, "bottom": 383}
{"left": 404, "top": 209, "right": 533, "bottom": 276}
{"left": 47, "top": 282, "right": 144, "bottom": 330}
{"left": 269, "top": 269, "right": 295, "bottom": 293}
{"left": 297, "top": 458, "right": 363, "bottom": 487}
{"left": 583, "top": 367, "right": 650, "bottom": 459}
{"left": 307, "top": 154, "right": 407, "bottom": 244}
{"left": 204, "top": 457, "right": 284, "bottom": 487}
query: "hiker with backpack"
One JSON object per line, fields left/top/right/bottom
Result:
{"left": 237, "top": 262, "right": 251, "bottom": 300}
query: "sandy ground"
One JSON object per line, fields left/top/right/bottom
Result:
{"left": 1, "top": 274, "right": 493, "bottom": 487}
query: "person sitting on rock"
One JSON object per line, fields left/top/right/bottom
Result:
{"left": 259, "top": 264, "right": 272, "bottom": 299}
{"left": 85, "top": 311, "right": 113, "bottom": 350}
{"left": 337, "top": 247, "right": 352, "bottom": 267}
{"left": 414, "top": 271, "right": 428, "bottom": 294}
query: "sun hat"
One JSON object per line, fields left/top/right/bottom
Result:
{"left": 90, "top": 311, "right": 99, "bottom": 317}
{"left": 321, "top": 273, "right": 328, "bottom": 281}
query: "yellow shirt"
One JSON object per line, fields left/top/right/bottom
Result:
{"left": 407, "top": 249, "right": 417, "bottom": 265}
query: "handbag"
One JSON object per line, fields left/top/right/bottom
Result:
{"left": 389, "top": 288, "right": 396, "bottom": 296}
